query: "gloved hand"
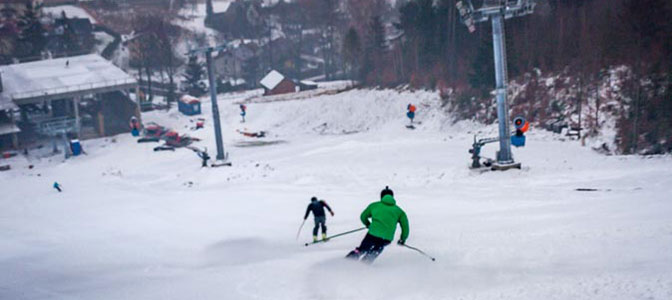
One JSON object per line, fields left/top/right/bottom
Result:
{"left": 397, "top": 239, "right": 405, "bottom": 246}
{"left": 330, "top": 212, "right": 335, "bottom": 217}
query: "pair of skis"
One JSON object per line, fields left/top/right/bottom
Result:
{"left": 298, "top": 222, "right": 436, "bottom": 261}
{"left": 303, "top": 227, "right": 366, "bottom": 246}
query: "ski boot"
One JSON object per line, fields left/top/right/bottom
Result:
{"left": 322, "top": 233, "right": 328, "bottom": 241}
{"left": 313, "top": 235, "right": 318, "bottom": 242}
{"left": 345, "top": 249, "right": 361, "bottom": 260}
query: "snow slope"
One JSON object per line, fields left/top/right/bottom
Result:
{"left": 1, "top": 88, "right": 671, "bottom": 300}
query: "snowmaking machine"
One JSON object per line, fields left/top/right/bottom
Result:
{"left": 469, "top": 117, "right": 529, "bottom": 170}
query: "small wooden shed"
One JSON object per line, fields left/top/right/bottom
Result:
{"left": 260, "top": 70, "right": 296, "bottom": 96}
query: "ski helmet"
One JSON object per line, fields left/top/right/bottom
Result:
{"left": 311, "top": 196, "right": 317, "bottom": 202}
{"left": 380, "top": 186, "right": 394, "bottom": 198}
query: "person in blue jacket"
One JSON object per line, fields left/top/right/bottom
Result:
{"left": 240, "top": 104, "right": 247, "bottom": 122}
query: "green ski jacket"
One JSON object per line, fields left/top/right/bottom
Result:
{"left": 360, "top": 195, "right": 409, "bottom": 242}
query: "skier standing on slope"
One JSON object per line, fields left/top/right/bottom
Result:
{"left": 346, "top": 186, "right": 409, "bottom": 263}
{"left": 240, "top": 104, "right": 247, "bottom": 123}
{"left": 304, "top": 197, "right": 335, "bottom": 242}
{"left": 407, "top": 104, "right": 416, "bottom": 124}
{"left": 196, "top": 148, "right": 210, "bottom": 167}
{"left": 129, "top": 116, "right": 141, "bottom": 136}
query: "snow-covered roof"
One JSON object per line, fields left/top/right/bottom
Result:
{"left": 43, "top": 5, "right": 97, "bottom": 24}
{"left": 260, "top": 70, "right": 286, "bottom": 90}
{"left": 0, "top": 54, "right": 136, "bottom": 104}
{"left": 0, "top": 122, "right": 20, "bottom": 136}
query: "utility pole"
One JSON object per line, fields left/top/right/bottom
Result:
{"left": 457, "top": 0, "right": 536, "bottom": 169}
{"left": 188, "top": 44, "right": 229, "bottom": 164}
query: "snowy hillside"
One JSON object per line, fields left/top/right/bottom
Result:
{"left": 1, "top": 88, "right": 671, "bottom": 300}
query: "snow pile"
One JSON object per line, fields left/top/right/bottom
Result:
{"left": 225, "top": 88, "right": 455, "bottom": 137}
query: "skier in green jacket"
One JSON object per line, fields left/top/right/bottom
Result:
{"left": 346, "top": 186, "right": 409, "bottom": 263}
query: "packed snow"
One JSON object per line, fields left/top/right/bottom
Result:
{"left": 1, "top": 88, "right": 671, "bottom": 300}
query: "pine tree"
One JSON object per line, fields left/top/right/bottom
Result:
{"left": 56, "top": 12, "right": 83, "bottom": 55}
{"left": 362, "top": 15, "right": 386, "bottom": 84}
{"left": 0, "top": 22, "right": 18, "bottom": 64}
{"left": 342, "top": 27, "right": 362, "bottom": 81}
{"left": 17, "top": 1, "right": 47, "bottom": 59}
{"left": 206, "top": 0, "right": 214, "bottom": 18}
{"left": 183, "top": 56, "right": 206, "bottom": 96}
{"left": 415, "top": 0, "right": 436, "bottom": 70}
{"left": 468, "top": 36, "right": 495, "bottom": 93}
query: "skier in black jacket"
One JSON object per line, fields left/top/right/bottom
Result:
{"left": 304, "top": 197, "right": 334, "bottom": 242}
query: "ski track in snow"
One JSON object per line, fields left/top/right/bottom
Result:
{"left": 1, "top": 88, "right": 671, "bottom": 299}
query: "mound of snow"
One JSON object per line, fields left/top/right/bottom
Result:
{"left": 222, "top": 89, "right": 456, "bottom": 137}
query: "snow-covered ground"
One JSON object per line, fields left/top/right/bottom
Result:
{"left": 1, "top": 88, "right": 671, "bottom": 299}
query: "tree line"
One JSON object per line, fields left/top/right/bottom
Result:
{"left": 337, "top": 0, "right": 670, "bottom": 153}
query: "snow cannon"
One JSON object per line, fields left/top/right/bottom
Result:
{"left": 511, "top": 116, "right": 528, "bottom": 147}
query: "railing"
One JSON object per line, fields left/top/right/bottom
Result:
{"left": 36, "top": 117, "right": 77, "bottom": 136}
{"left": 11, "top": 78, "right": 137, "bottom": 100}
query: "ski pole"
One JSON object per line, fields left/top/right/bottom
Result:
{"left": 305, "top": 227, "right": 366, "bottom": 246}
{"left": 296, "top": 219, "right": 306, "bottom": 240}
{"left": 400, "top": 244, "right": 436, "bottom": 261}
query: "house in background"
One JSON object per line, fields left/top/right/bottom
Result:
{"left": 41, "top": 0, "right": 78, "bottom": 7}
{"left": 214, "top": 41, "right": 258, "bottom": 84}
{"left": 297, "top": 80, "right": 317, "bottom": 92}
{"left": 206, "top": 0, "right": 262, "bottom": 38}
{"left": 0, "top": 54, "right": 139, "bottom": 151}
{"left": 260, "top": 70, "right": 296, "bottom": 96}
{"left": 49, "top": 16, "right": 95, "bottom": 55}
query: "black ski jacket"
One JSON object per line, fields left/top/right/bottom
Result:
{"left": 304, "top": 200, "right": 333, "bottom": 219}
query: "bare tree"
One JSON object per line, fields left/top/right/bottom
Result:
{"left": 131, "top": 14, "right": 183, "bottom": 106}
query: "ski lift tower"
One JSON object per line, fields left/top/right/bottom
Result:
{"left": 457, "top": 0, "right": 535, "bottom": 169}
{"left": 188, "top": 43, "right": 230, "bottom": 166}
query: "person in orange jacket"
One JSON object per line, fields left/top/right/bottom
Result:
{"left": 407, "top": 104, "right": 417, "bottom": 124}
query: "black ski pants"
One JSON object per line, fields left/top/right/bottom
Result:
{"left": 347, "top": 233, "right": 391, "bottom": 263}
